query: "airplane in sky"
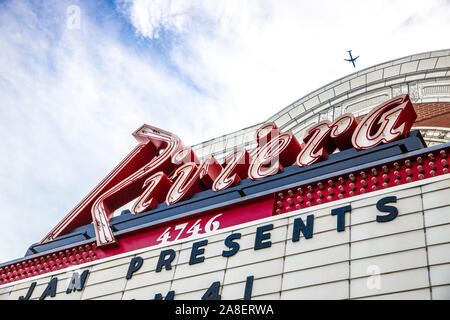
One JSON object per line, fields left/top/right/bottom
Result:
{"left": 345, "top": 50, "right": 359, "bottom": 68}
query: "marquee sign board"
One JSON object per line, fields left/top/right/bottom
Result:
{"left": 3, "top": 170, "right": 450, "bottom": 300}
{"left": 13, "top": 194, "right": 416, "bottom": 300}
{"left": 1, "top": 94, "right": 449, "bottom": 294}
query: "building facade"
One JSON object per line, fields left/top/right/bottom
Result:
{"left": 0, "top": 49, "right": 449, "bottom": 300}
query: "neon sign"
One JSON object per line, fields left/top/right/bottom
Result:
{"left": 42, "top": 94, "right": 416, "bottom": 248}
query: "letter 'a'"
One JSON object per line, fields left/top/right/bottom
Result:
{"left": 351, "top": 94, "right": 416, "bottom": 150}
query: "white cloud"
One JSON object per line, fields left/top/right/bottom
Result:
{"left": 0, "top": 0, "right": 449, "bottom": 263}
{"left": 117, "top": 0, "right": 194, "bottom": 39}
{"left": 0, "top": 0, "right": 229, "bottom": 262}
{"left": 119, "top": 0, "right": 450, "bottom": 127}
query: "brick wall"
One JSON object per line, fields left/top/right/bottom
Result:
{"left": 413, "top": 103, "right": 450, "bottom": 127}
{"left": 355, "top": 103, "right": 450, "bottom": 128}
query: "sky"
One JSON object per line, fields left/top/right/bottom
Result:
{"left": 0, "top": 0, "right": 449, "bottom": 263}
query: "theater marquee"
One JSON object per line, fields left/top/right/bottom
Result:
{"left": 19, "top": 194, "right": 409, "bottom": 300}
{"left": 1, "top": 93, "right": 449, "bottom": 300}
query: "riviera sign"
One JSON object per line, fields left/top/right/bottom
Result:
{"left": 42, "top": 95, "right": 416, "bottom": 248}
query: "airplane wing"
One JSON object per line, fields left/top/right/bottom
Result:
{"left": 354, "top": 56, "right": 360, "bottom": 60}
